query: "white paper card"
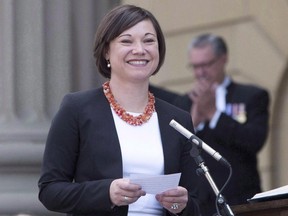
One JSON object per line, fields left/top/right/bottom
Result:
{"left": 129, "top": 173, "right": 181, "bottom": 194}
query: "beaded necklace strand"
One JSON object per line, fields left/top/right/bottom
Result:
{"left": 103, "top": 81, "right": 155, "bottom": 126}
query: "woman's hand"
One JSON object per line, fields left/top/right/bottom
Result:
{"left": 110, "top": 179, "right": 146, "bottom": 206}
{"left": 155, "top": 186, "right": 188, "bottom": 214}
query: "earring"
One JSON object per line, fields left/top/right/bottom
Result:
{"left": 107, "top": 60, "right": 111, "bottom": 68}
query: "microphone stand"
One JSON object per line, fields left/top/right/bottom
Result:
{"left": 189, "top": 138, "right": 234, "bottom": 216}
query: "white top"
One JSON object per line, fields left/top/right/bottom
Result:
{"left": 112, "top": 109, "right": 164, "bottom": 216}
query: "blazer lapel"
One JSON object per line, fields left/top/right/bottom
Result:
{"left": 155, "top": 99, "right": 178, "bottom": 174}
{"left": 95, "top": 89, "right": 123, "bottom": 178}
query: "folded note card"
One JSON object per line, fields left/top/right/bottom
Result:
{"left": 129, "top": 173, "right": 181, "bottom": 194}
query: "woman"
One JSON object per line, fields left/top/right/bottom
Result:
{"left": 38, "top": 4, "right": 200, "bottom": 216}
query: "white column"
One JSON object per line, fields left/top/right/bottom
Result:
{"left": 0, "top": 0, "right": 119, "bottom": 214}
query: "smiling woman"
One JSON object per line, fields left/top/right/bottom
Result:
{"left": 93, "top": 5, "right": 166, "bottom": 80}
{"left": 38, "top": 4, "right": 200, "bottom": 216}
{"left": 106, "top": 20, "right": 160, "bottom": 84}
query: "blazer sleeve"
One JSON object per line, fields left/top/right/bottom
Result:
{"left": 38, "top": 93, "right": 120, "bottom": 214}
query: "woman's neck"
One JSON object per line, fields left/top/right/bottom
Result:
{"left": 108, "top": 80, "right": 150, "bottom": 113}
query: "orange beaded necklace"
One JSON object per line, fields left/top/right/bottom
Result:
{"left": 103, "top": 81, "right": 155, "bottom": 126}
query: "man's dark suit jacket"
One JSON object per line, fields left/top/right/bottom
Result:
{"left": 38, "top": 87, "right": 200, "bottom": 216}
{"left": 174, "top": 81, "right": 269, "bottom": 216}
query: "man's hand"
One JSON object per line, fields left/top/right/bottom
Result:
{"left": 189, "top": 79, "right": 217, "bottom": 127}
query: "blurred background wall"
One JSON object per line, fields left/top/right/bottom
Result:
{"left": 0, "top": 0, "right": 287, "bottom": 215}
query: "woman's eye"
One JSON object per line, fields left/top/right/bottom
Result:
{"left": 121, "top": 39, "right": 132, "bottom": 44}
{"left": 144, "top": 38, "right": 155, "bottom": 43}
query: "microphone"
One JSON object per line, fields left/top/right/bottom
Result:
{"left": 169, "top": 119, "right": 229, "bottom": 165}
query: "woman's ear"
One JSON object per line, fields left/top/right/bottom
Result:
{"left": 105, "top": 48, "right": 110, "bottom": 60}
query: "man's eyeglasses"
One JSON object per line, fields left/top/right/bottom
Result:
{"left": 187, "top": 56, "right": 220, "bottom": 70}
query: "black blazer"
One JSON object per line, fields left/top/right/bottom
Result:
{"left": 174, "top": 81, "right": 270, "bottom": 215}
{"left": 38, "top": 87, "right": 200, "bottom": 216}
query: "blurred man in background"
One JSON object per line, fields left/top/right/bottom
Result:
{"left": 174, "top": 33, "right": 270, "bottom": 216}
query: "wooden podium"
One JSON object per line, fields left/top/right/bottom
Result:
{"left": 231, "top": 198, "right": 288, "bottom": 216}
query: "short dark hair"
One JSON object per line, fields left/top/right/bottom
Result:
{"left": 93, "top": 4, "right": 166, "bottom": 79}
{"left": 189, "top": 33, "right": 228, "bottom": 56}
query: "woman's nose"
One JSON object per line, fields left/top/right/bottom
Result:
{"left": 132, "top": 42, "right": 145, "bottom": 55}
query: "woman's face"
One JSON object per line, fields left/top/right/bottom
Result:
{"left": 106, "top": 19, "right": 159, "bottom": 83}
